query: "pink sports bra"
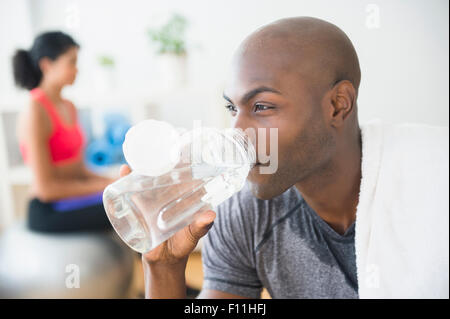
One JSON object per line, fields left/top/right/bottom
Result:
{"left": 20, "top": 88, "right": 85, "bottom": 166}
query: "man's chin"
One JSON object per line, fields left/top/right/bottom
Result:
{"left": 247, "top": 179, "right": 286, "bottom": 200}
{"left": 247, "top": 164, "right": 272, "bottom": 183}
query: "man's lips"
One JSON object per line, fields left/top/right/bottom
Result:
{"left": 254, "top": 162, "right": 270, "bottom": 167}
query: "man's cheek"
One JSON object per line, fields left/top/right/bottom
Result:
{"left": 255, "top": 128, "right": 279, "bottom": 174}
{"left": 258, "top": 127, "right": 279, "bottom": 175}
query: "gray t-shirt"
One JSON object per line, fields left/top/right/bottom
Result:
{"left": 201, "top": 182, "right": 359, "bottom": 299}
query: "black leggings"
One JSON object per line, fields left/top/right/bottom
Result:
{"left": 27, "top": 197, "right": 112, "bottom": 233}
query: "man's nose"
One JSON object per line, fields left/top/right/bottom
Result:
{"left": 232, "top": 112, "right": 250, "bottom": 131}
{"left": 232, "top": 114, "right": 258, "bottom": 151}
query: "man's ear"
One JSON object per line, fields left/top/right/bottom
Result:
{"left": 328, "top": 80, "right": 356, "bottom": 128}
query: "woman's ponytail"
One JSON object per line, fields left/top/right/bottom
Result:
{"left": 12, "top": 31, "right": 79, "bottom": 91}
{"left": 12, "top": 49, "right": 42, "bottom": 90}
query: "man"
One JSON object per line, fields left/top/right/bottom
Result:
{"left": 121, "top": 16, "right": 448, "bottom": 298}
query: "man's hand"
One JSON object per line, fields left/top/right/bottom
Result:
{"left": 119, "top": 164, "right": 216, "bottom": 265}
{"left": 119, "top": 164, "right": 216, "bottom": 298}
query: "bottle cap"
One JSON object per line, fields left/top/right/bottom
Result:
{"left": 123, "top": 119, "right": 181, "bottom": 177}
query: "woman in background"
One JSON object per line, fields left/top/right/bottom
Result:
{"left": 13, "top": 31, "right": 116, "bottom": 233}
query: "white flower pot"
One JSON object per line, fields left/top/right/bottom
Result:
{"left": 94, "top": 67, "right": 116, "bottom": 94}
{"left": 157, "top": 53, "right": 187, "bottom": 90}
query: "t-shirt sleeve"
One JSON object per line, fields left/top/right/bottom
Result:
{"left": 201, "top": 192, "right": 263, "bottom": 298}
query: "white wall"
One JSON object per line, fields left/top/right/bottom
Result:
{"left": 0, "top": 0, "right": 33, "bottom": 109}
{"left": 0, "top": 0, "right": 448, "bottom": 127}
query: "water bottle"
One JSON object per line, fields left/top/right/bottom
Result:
{"left": 102, "top": 120, "right": 256, "bottom": 253}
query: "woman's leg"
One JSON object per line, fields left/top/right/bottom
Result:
{"left": 27, "top": 198, "right": 111, "bottom": 233}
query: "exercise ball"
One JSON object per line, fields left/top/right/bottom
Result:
{"left": 0, "top": 223, "right": 135, "bottom": 298}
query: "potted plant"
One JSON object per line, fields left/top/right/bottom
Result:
{"left": 95, "top": 54, "right": 116, "bottom": 93}
{"left": 148, "top": 13, "right": 189, "bottom": 89}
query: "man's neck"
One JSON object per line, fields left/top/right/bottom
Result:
{"left": 295, "top": 130, "right": 362, "bottom": 236}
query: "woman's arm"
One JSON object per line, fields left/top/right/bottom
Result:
{"left": 65, "top": 99, "right": 116, "bottom": 183}
{"left": 76, "top": 161, "right": 115, "bottom": 182}
{"left": 25, "top": 100, "right": 115, "bottom": 202}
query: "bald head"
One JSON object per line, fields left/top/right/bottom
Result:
{"left": 233, "top": 17, "right": 361, "bottom": 97}
{"left": 224, "top": 17, "right": 362, "bottom": 199}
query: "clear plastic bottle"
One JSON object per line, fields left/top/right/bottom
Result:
{"left": 103, "top": 126, "right": 256, "bottom": 253}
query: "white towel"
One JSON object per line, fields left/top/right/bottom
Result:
{"left": 355, "top": 119, "right": 449, "bottom": 299}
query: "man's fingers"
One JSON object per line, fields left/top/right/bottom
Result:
{"left": 119, "top": 164, "right": 132, "bottom": 177}
{"left": 197, "top": 210, "right": 216, "bottom": 226}
{"left": 188, "top": 210, "right": 216, "bottom": 241}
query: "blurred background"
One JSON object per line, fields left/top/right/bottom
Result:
{"left": 0, "top": 0, "right": 448, "bottom": 298}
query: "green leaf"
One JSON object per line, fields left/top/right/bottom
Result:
{"left": 147, "top": 13, "right": 188, "bottom": 55}
{"left": 98, "top": 55, "right": 115, "bottom": 67}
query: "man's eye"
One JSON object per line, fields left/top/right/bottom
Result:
{"left": 254, "top": 104, "right": 273, "bottom": 112}
{"left": 225, "top": 104, "right": 237, "bottom": 114}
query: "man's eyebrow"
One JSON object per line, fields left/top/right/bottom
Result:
{"left": 223, "top": 86, "right": 282, "bottom": 105}
{"left": 223, "top": 93, "right": 233, "bottom": 103}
